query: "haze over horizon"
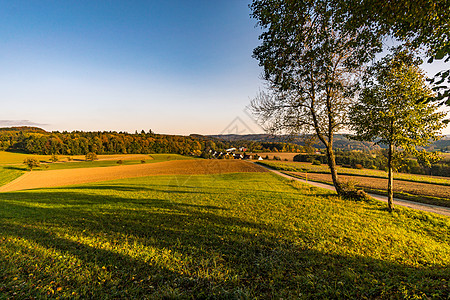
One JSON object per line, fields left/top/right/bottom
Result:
{"left": 1, "top": 1, "right": 449, "bottom": 135}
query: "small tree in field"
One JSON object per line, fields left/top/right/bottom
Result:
{"left": 349, "top": 51, "right": 447, "bottom": 211}
{"left": 23, "top": 158, "right": 40, "bottom": 170}
{"left": 50, "top": 154, "right": 59, "bottom": 162}
{"left": 85, "top": 152, "right": 97, "bottom": 161}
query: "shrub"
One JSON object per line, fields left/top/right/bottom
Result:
{"left": 141, "top": 159, "right": 146, "bottom": 164}
{"left": 117, "top": 160, "right": 123, "bottom": 165}
{"left": 355, "top": 164, "right": 363, "bottom": 169}
{"left": 273, "top": 156, "right": 281, "bottom": 161}
{"left": 340, "top": 180, "right": 371, "bottom": 201}
{"left": 311, "top": 160, "right": 321, "bottom": 166}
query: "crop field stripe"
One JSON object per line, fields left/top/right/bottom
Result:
{"left": 0, "top": 160, "right": 267, "bottom": 192}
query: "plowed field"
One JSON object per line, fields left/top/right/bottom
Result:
{"left": 0, "top": 160, "right": 267, "bottom": 192}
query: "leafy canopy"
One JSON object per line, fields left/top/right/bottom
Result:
{"left": 349, "top": 51, "right": 448, "bottom": 166}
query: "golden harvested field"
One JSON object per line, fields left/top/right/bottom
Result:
{"left": 290, "top": 172, "right": 450, "bottom": 200}
{"left": 0, "top": 151, "right": 152, "bottom": 165}
{"left": 0, "top": 160, "right": 267, "bottom": 192}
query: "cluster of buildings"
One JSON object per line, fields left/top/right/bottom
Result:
{"left": 209, "top": 147, "right": 264, "bottom": 160}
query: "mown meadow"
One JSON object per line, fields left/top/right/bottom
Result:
{"left": 0, "top": 172, "right": 449, "bottom": 298}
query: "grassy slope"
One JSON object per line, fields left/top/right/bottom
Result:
{"left": 0, "top": 167, "right": 25, "bottom": 187}
{"left": 0, "top": 173, "right": 448, "bottom": 299}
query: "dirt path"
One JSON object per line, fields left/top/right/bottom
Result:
{"left": 260, "top": 165, "right": 450, "bottom": 217}
{"left": 0, "top": 160, "right": 267, "bottom": 192}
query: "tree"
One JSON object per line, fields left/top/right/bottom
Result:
{"left": 250, "top": 0, "right": 381, "bottom": 196}
{"left": 349, "top": 51, "right": 447, "bottom": 211}
{"left": 23, "top": 157, "right": 40, "bottom": 170}
{"left": 85, "top": 152, "right": 97, "bottom": 161}
{"left": 50, "top": 154, "right": 59, "bottom": 162}
{"left": 337, "top": 0, "right": 450, "bottom": 104}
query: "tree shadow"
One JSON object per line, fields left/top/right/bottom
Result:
{"left": 0, "top": 187, "right": 448, "bottom": 298}
{"left": 3, "top": 166, "right": 27, "bottom": 171}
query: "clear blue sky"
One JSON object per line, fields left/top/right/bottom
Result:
{"left": 1, "top": 1, "right": 448, "bottom": 135}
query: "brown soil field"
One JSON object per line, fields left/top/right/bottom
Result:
{"left": 290, "top": 172, "right": 450, "bottom": 200}
{"left": 0, "top": 160, "right": 267, "bottom": 192}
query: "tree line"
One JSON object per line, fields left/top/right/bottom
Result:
{"left": 0, "top": 128, "right": 304, "bottom": 156}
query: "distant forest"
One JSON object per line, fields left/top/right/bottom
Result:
{"left": 211, "top": 134, "right": 450, "bottom": 152}
{"left": 0, "top": 127, "right": 304, "bottom": 155}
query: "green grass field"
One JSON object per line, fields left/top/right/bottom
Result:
{"left": 0, "top": 172, "right": 448, "bottom": 298}
{"left": 0, "top": 151, "right": 51, "bottom": 165}
{"left": 0, "top": 166, "right": 25, "bottom": 187}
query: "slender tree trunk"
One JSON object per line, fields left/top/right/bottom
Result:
{"left": 325, "top": 145, "right": 342, "bottom": 195}
{"left": 387, "top": 143, "right": 394, "bottom": 212}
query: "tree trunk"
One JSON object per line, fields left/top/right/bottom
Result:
{"left": 387, "top": 143, "right": 394, "bottom": 212}
{"left": 325, "top": 145, "right": 342, "bottom": 195}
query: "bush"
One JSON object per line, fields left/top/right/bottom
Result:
{"left": 311, "top": 160, "right": 321, "bottom": 166}
{"left": 340, "top": 181, "right": 371, "bottom": 201}
{"left": 117, "top": 160, "right": 123, "bottom": 165}
{"left": 354, "top": 164, "right": 363, "bottom": 169}
{"left": 140, "top": 159, "right": 146, "bottom": 164}
{"left": 273, "top": 156, "right": 281, "bottom": 161}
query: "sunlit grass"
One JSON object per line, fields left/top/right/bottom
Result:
{"left": 0, "top": 166, "right": 25, "bottom": 187}
{"left": 0, "top": 151, "right": 51, "bottom": 165}
{"left": 0, "top": 173, "right": 448, "bottom": 298}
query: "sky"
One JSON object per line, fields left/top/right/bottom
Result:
{"left": 1, "top": 1, "right": 449, "bottom": 135}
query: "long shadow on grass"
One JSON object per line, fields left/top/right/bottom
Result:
{"left": 0, "top": 188, "right": 448, "bottom": 299}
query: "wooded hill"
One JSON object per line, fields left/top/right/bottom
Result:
{"left": 0, "top": 127, "right": 304, "bottom": 155}
{"left": 211, "top": 134, "right": 450, "bottom": 151}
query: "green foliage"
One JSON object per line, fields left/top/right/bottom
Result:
{"left": 311, "top": 160, "right": 321, "bottom": 166}
{"left": 350, "top": 51, "right": 446, "bottom": 165}
{"left": 250, "top": 0, "right": 384, "bottom": 195}
{"left": 0, "top": 173, "right": 448, "bottom": 298}
{"left": 50, "top": 154, "right": 58, "bottom": 162}
{"left": 116, "top": 160, "right": 123, "bottom": 165}
{"left": 85, "top": 152, "right": 97, "bottom": 161}
{"left": 23, "top": 157, "right": 40, "bottom": 170}
{"left": 337, "top": 0, "right": 450, "bottom": 103}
